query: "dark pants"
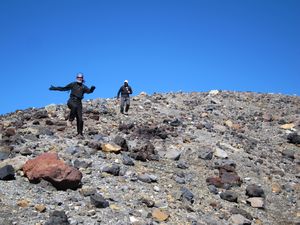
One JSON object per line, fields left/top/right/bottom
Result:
{"left": 120, "top": 96, "right": 130, "bottom": 113}
{"left": 67, "top": 98, "right": 83, "bottom": 135}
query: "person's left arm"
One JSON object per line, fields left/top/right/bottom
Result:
{"left": 128, "top": 86, "right": 133, "bottom": 94}
{"left": 84, "top": 85, "right": 96, "bottom": 94}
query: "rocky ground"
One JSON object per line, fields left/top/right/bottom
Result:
{"left": 0, "top": 90, "right": 299, "bottom": 225}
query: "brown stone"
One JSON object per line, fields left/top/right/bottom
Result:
{"left": 23, "top": 152, "right": 82, "bottom": 190}
{"left": 17, "top": 199, "right": 30, "bottom": 208}
{"left": 219, "top": 169, "right": 242, "bottom": 187}
{"left": 206, "top": 177, "right": 223, "bottom": 188}
{"left": 280, "top": 123, "right": 295, "bottom": 130}
{"left": 4, "top": 127, "right": 16, "bottom": 137}
{"left": 271, "top": 183, "right": 282, "bottom": 193}
{"left": 225, "top": 120, "right": 233, "bottom": 128}
{"left": 206, "top": 165, "right": 242, "bottom": 188}
{"left": 152, "top": 208, "right": 169, "bottom": 222}
{"left": 35, "top": 204, "right": 46, "bottom": 213}
{"left": 101, "top": 143, "right": 122, "bottom": 153}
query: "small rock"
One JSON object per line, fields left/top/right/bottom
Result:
{"left": 220, "top": 190, "right": 238, "bottom": 202}
{"left": 45, "top": 210, "right": 70, "bottom": 225}
{"left": 17, "top": 199, "right": 30, "bottom": 208}
{"left": 0, "top": 165, "right": 15, "bottom": 180}
{"left": 79, "top": 186, "right": 96, "bottom": 197}
{"left": 35, "top": 204, "right": 46, "bottom": 213}
{"left": 180, "top": 187, "right": 194, "bottom": 204}
{"left": 90, "top": 193, "right": 109, "bottom": 208}
{"left": 280, "top": 123, "right": 295, "bottom": 130}
{"left": 246, "top": 184, "right": 265, "bottom": 198}
{"left": 101, "top": 143, "right": 122, "bottom": 153}
{"left": 247, "top": 197, "right": 265, "bottom": 208}
{"left": 164, "top": 149, "right": 181, "bottom": 160}
{"left": 177, "top": 161, "right": 189, "bottom": 169}
{"left": 198, "top": 149, "right": 213, "bottom": 160}
{"left": 152, "top": 208, "right": 169, "bottom": 222}
{"left": 228, "top": 214, "right": 252, "bottom": 225}
{"left": 287, "top": 132, "right": 300, "bottom": 145}
{"left": 214, "top": 147, "right": 228, "bottom": 158}
{"left": 208, "top": 185, "right": 219, "bottom": 195}
{"left": 140, "top": 197, "right": 155, "bottom": 207}
{"left": 271, "top": 183, "right": 282, "bottom": 194}
{"left": 102, "top": 164, "right": 120, "bottom": 176}
{"left": 122, "top": 154, "right": 135, "bottom": 166}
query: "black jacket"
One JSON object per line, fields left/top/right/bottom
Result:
{"left": 50, "top": 82, "right": 95, "bottom": 100}
{"left": 117, "top": 85, "right": 133, "bottom": 98}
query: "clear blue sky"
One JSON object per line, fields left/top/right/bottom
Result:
{"left": 1, "top": 0, "right": 299, "bottom": 115}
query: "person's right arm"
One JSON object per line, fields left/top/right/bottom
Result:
{"left": 49, "top": 83, "right": 73, "bottom": 91}
{"left": 117, "top": 87, "right": 122, "bottom": 98}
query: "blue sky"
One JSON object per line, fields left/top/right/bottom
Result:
{"left": 1, "top": 0, "right": 299, "bottom": 115}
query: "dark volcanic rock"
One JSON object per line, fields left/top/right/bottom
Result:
{"left": 129, "top": 142, "right": 158, "bottom": 161}
{"left": 113, "top": 135, "right": 129, "bottom": 151}
{"left": 102, "top": 164, "right": 120, "bottom": 176}
{"left": 246, "top": 184, "right": 265, "bottom": 198}
{"left": 206, "top": 164, "right": 242, "bottom": 189}
{"left": 45, "top": 210, "right": 69, "bottom": 225}
{"left": 33, "top": 110, "right": 49, "bottom": 119}
{"left": 90, "top": 193, "right": 109, "bottom": 208}
{"left": 287, "top": 132, "right": 300, "bottom": 145}
{"left": 0, "top": 165, "right": 15, "bottom": 180}
{"left": 220, "top": 190, "right": 238, "bottom": 202}
{"left": 180, "top": 187, "right": 194, "bottom": 204}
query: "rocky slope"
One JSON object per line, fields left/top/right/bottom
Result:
{"left": 0, "top": 91, "right": 299, "bottom": 225}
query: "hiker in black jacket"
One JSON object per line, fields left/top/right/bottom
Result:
{"left": 49, "top": 73, "right": 96, "bottom": 136}
{"left": 117, "top": 80, "right": 133, "bottom": 114}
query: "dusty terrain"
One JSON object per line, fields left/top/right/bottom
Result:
{"left": 0, "top": 91, "right": 299, "bottom": 225}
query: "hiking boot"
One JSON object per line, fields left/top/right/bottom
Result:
{"left": 77, "top": 134, "right": 85, "bottom": 139}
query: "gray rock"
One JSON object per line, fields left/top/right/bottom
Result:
{"left": 102, "top": 164, "right": 120, "bottom": 176}
{"left": 164, "top": 149, "right": 181, "bottom": 160}
{"left": 0, "top": 165, "right": 15, "bottom": 180}
{"left": 246, "top": 184, "right": 265, "bottom": 198}
{"left": 45, "top": 210, "right": 70, "bottom": 225}
{"left": 90, "top": 193, "right": 109, "bottom": 208}
{"left": 220, "top": 190, "right": 238, "bottom": 202}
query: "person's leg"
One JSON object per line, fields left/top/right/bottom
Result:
{"left": 120, "top": 97, "right": 125, "bottom": 113}
{"left": 67, "top": 99, "right": 76, "bottom": 122}
{"left": 76, "top": 102, "right": 83, "bottom": 135}
{"left": 125, "top": 97, "right": 130, "bottom": 112}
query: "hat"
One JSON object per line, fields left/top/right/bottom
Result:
{"left": 77, "top": 73, "right": 84, "bottom": 78}
{"left": 124, "top": 80, "right": 128, "bottom": 83}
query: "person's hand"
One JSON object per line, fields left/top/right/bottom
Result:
{"left": 90, "top": 86, "right": 96, "bottom": 91}
{"left": 49, "top": 85, "right": 55, "bottom": 90}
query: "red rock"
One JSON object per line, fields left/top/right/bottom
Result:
{"left": 4, "top": 127, "right": 16, "bottom": 137}
{"left": 206, "top": 165, "right": 242, "bottom": 188}
{"left": 206, "top": 177, "right": 223, "bottom": 188}
{"left": 23, "top": 152, "right": 82, "bottom": 190}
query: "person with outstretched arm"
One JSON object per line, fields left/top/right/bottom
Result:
{"left": 49, "top": 73, "right": 96, "bottom": 137}
{"left": 117, "top": 80, "right": 133, "bottom": 114}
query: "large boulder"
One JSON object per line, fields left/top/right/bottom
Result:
{"left": 23, "top": 152, "right": 82, "bottom": 190}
